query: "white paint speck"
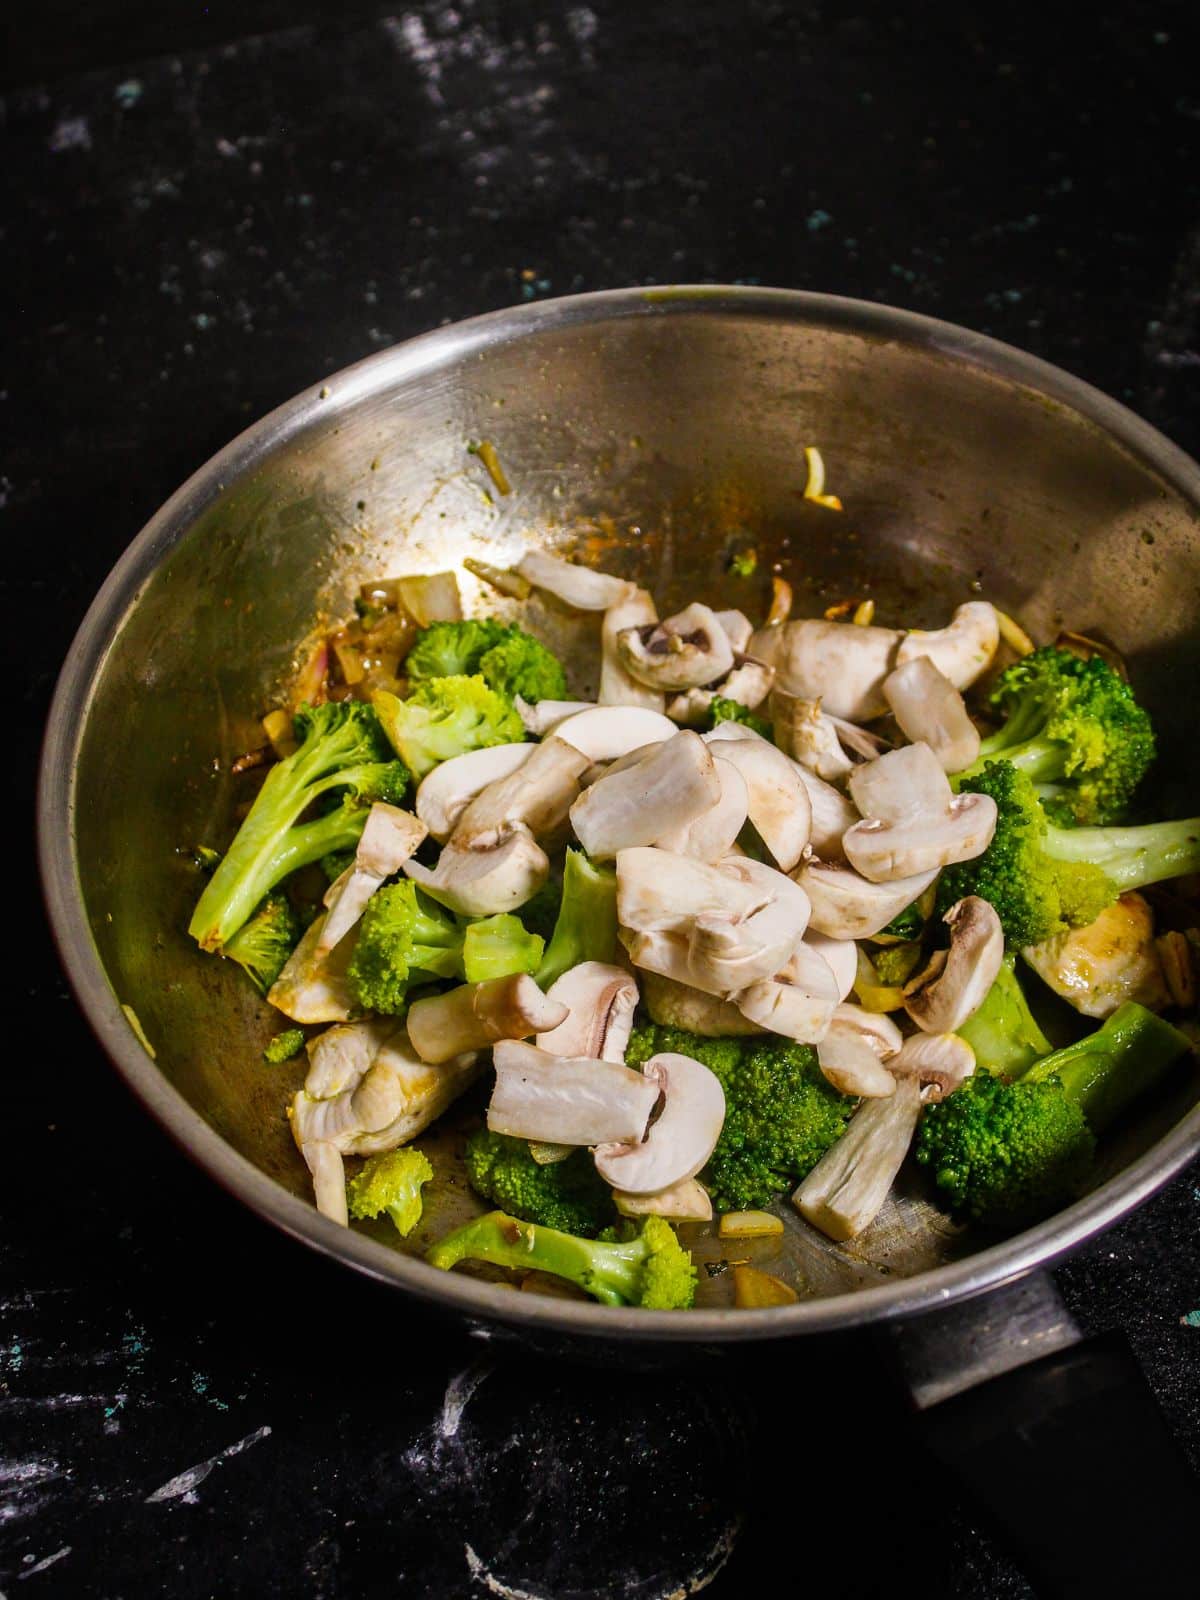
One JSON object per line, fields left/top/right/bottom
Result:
{"left": 145, "top": 1425, "right": 272, "bottom": 1504}
{"left": 438, "top": 1359, "right": 493, "bottom": 1441}
{"left": 49, "top": 118, "right": 90, "bottom": 153}
{"left": 17, "top": 1547, "right": 70, "bottom": 1579}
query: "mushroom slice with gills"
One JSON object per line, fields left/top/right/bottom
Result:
{"left": 303, "top": 1015, "right": 398, "bottom": 1100}
{"left": 1021, "top": 891, "right": 1170, "bottom": 1019}
{"left": 488, "top": 1039, "right": 660, "bottom": 1145}
{"left": 826, "top": 1003, "right": 904, "bottom": 1058}
{"left": 654, "top": 756, "right": 749, "bottom": 862}
{"left": 552, "top": 705, "right": 678, "bottom": 763}
{"left": 826, "top": 715, "right": 890, "bottom": 762}
{"left": 614, "top": 1177, "right": 713, "bottom": 1221}
{"left": 515, "top": 698, "right": 596, "bottom": 737}
{"left": 268, "top": 913, "right": 357, "bottom": 1024}
{"left": 803, "top": 930, "right": 857, "bottom": 1001}
{"left": 640, "top": 969, "right": 766, "bottom": 1036}
{"left": 847, "top": 742, "right": 953, "bottom": 825}
{"left": 535, "top": 961, "right": 639, "bottom": 1062}
{"left": 666, "top": 655, "right": 775, "bottom": 727}
{"left": 407, "top": 973, "right": 568, "bottom": 1064}
{"left": 599, "top": 586, "right": 666, "bottom": 712}
{"left": 887, "top": 1031, "right": 976, "bottom": 1102}
{"left": 569, "top": 731, "right": 720, "bottom": 859}
{"left": 593, "top": 1053, "right": 726, "bottom": 1195}
{"left": 771, "top": 690, "right": 854, "bottom": 781}
{"left": 792, "top": 1076, "right": 923, "bottom": 1242}
{"left": 748, "top": 618, "right": 903, "bottom": 721}
{"left": 903, "top": 896, "right": 1004, "bottom": 1033}
{"left": 733, "top": 939, "right": 841, "bottom": 1043}
{"left": 796, "top": 857, "right": 939, "bottom": 941}
{"left": 319, "top": 803, "right": 429, "bottom": 952}
{"left": 793, "top": 763, "right": 858, "bottom": 860}
{"left": 617, "top": 846, "right": 765, "bottom": 934}
{"left": 701, "top": 732, "right": 812, "bottom": 871}
{"left": 616, "top": 602, "right": 736, "bottom": 692}
{"left": 689, "top": 858, "right": 813, "bottom": 993}
{"left": 404, "top": 826, "right": 549, "bottom": 916}
{"left": 816, "top": 1033, "right": 897, "bottom": 1098}
{"left": 415, "top": 742, "right": 535, "bottom": 842}
{"left": 896, "top": 600, "right": 1000, "bottom": 692}
{"left": 883, "top": 656, "right": 980, "bottom": 774}
{"left": 713, "top": 609, "right": 753, "bottom": 654}
{"left": 516, "top": 549, "right": 634, "bottom": 611}
{"left": 452, "top": 736, "right": 591, "bottom": 849}
{"left": 842, "top": 791, "right": 998, "bottom": 883}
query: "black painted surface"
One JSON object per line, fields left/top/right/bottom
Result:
{"left": 6, "top": 4, "right": 1199, "bottom": 1595}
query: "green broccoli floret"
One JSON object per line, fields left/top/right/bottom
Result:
{"left": 875, "top": 896, "right": 931, "bottom": 943}
{"left": 223, "top": 892, "right": 303, "bottom": 994}
{"left": 461, "top": 914, "right": 545, "bottom": 984}
{"left": 373, "top": 675, "right": 523, "bottom": 778}
{"left": 320, "top": 848, "right": 357, "bottom": 884}
{"left": 706, "top": 697, "right": 773, "bottom": 740}
{"left": 347, "top": 1147, "right": 434, "bottom": 1236}
{"left": 427, "top": 1211, "right": 696, "bottom": 1308}
{"left": 189, "top": 701, "right": 410, "bottom": 951}
{"left": 405, "top": 620, "right": 568, "bottom": 703}
{"left": 955, "top": 953, "right": 1051, "bottom": 1079}
{"left": 262, "top": 1026, "right": 306, "bottom": 1063}
{"left": 953, "top": 646, "right": 1155, "bottom": 825}
{"left": 917, "top": 1002, "right": 1190, "bottom": 1225}
{"left": 626, "top": 1025, "right": 854, "bottom": 1211}
{"left": 535, "top": 848, "right": 619, "bottom": 989}
{"left": 937, "top": 762, "right": 1117, "bottom": 946}
{"left": 728, "top": 548, "right": 758, "bottom": 578}
{"left": 347, "top": 880, "right": 465, "bottom": 1013}
{"left": 464, "top": 1129, "right": 617, "bottom": 1236}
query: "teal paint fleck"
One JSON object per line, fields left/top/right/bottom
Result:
{"left": 806, "top": 209, "right": 832, "bottom": 232}
{"left": 1182, "top": 1310, "right": 1200, "bottom": 1328}
{"left": 115, "top": 80, "right": 143, "bottom": 108}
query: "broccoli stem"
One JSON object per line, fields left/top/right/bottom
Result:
{"left": 1023, "top": 1002, "right": 1191, "bottom": 1133}
{"left": 1042, "top": 817, "right": 1200, "bottom": 892}
{"left": 427, "top": 1211, "right": 644, "bottom": 1305}
{"left": 956, "top": 954, "right": 1051, "bottom": 1080}
{"left": 535, "top": 849, "right": 618, "bottom": 989}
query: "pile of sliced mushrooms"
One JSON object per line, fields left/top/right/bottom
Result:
{"left": 283, "top": 548, "right": 1015, "bottom": 1255}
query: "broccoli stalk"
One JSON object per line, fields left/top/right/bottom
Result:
{"left": 263, "top": 1026, "right": 306, "bottom": 1064}
{"left": 956, "top": 952, "right": 1051, "bottom": 1079}
{"left": 952, "top": 646, "right": 1155, "bottom": 825}
{"left": 223, "top": 892, "right": 303, "bottom": 994}
{"left": 347, "top": 1147, "right": 434, "bottom": 1237}
{"left": 461, "top": 915, "right": 545, "bottom": 984}
{"left": 189, "top": 702, "right": 410, "bottom": 951}
{"left": 373, "top": 675, "right": 523, "bottom": 778}
{"left": 464, "top": 1129, "right": 617, "bottom": 1236}
{"left": 405, "top": 620, "right": 567, "bottom": 703}
{"left": 917, "top": 1002, "right": 1191, "bottom": 1224}
{"left": 1037, "top": 815, "right": 1200, "bottom": 893}
{"left": 534, "top": 848, "right": 619, "bottom": 989}
{"left": 426, "top": 1211, "right": 697, "bottom": 1308}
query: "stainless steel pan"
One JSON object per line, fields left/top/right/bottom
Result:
{"left": 38, "top": 289, "right": 1200, "bottom": 1592}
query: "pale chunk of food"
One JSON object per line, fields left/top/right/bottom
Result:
{"left": 749, "top": 618, "right": 902, "bottom": 721}
{"left": 1022, "top": 892, "right": 1170, "bottom": 1018}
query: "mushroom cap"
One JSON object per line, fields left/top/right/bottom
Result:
{"left": 842, "top": 791, "right": 998, "bottom": 882}
{"left": 792, "top": 762, "right": 859, "bottom": 860}
{"left": 733, "top": 939, "right": 840, "bottom": 1042}
{"left": 613, "top": 1177, "right": 713, "bottom": 1220}
{"left": 816, "top": 1034, "right": 898, "bottom": 1098}
{"left": 617, "top": 602, "right": 736, "bottom": 691}
{"left": 772, "top": 690, "right": 855, "bottom": 781}
{"left": 654, "top": 756, "right": 750, "bottom": 861}
{"left": 599, "top": 585, "right": 666, "bottom": 711}
{"left": 404, "top": 826, "right": 549, "bottom": 916}
{"left": 887, "top": 1032, "right": 976, "bottom": 1102}
{"left": 749, "top": 618, "right": 903, "bottom": 721}
{"left": 802, "top": 931, "right": 858, "bottom": 1001}
{"left": 825, "top": 1003, "right": 904, "bottom": 1059}
{"left": 903, "top": 895, "right": 1005, "bottom": 1033}
{"left": 516, "top": 698, "right": 597, "bottom": 736}
{"left": 795, "top": 856, "right": 939, "bottom": 941}
{"left": 553, "top": 705, "right": 678, "bottom": 762}
{"left": 452, "top": 735, "right": 590, "bottom": 847}
{"left": 569, "top": 730, "right": 721, "bottom": 858}
{"left": 593, "top": 1052, "right": 726, "bottom": 1195}
{"left": 701, "top": 731, "right": 812, "bottom": 871}
{"left": 517, "top": 549, "right": 634, "bottom": 611}
{"left": 617, "top": 846, "right": 765, "bottom": 933}
{"left": 883, "top": 657, "right": 981, "bottom": 773}
{"left": 713, "top": 609, "right": 754, "bottom": 653}
{"left": 416, "top": 742, "right": 534, "bottom": 841}
{"left": 847, "top": 742, "right": 953, "bottom": 825}
{"left": 488, "top": 1039, "right": 660, "bottom": 1145}
{"left": 896, "top": 601, "right": 1000, "bottom": 691}
{"left": 536, "top": 961, "right": 639, "bottom": 1063}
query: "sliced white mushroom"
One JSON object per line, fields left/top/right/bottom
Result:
{"left": 816, "top": 1034, "right": 897, "bottom": 1098}
{"left": 552, "top": 705, "right": 678, "bottom": 763}
{"left": 569, "top": 731, "right": 721, "bottom": 859}
{"left": 640, "top": 969, "right": 765, "bottom": 1036}
{"left": 689, "top": 858, "right": 813, "bottom": 993}
{"left": 617, "top": 602, "right": 735, "bottom": 691}
{"left": 407, "top": 974, "right": 568, "bottom": 1064}
{"left": 896, "top": 601, "right": 1000, "bottom": 691}
{"left": 415, "top": 742, "right": 534, "bottom": 841}
{"left": 804, "top": 931, "right": 858, "bottom": 1001}
{"left": 793, "top": 1076, "right": 923, "bottom": 1242}
{"left": 772, "top": 691, "right": 854, "bottom": 780}
{"left": 304, "top": 1016, "right": 398, "bottom": 1100}
{"left": 267, "top": 914, "right": 357, "bottom": 1023}
{"left": 319, "top": 804, "right": 429, "bottom": 952}
{"left": 452, "top": 735, "right": 591, "bottom": 848}
{"left": 903, "top": 896, "right": 1004, "bottom": 1033}
{"left": 1021, "top": 892, "right": 1170, "bottom": 1019}
{"left": 883, "top": 656, "right": 981, "bottom": 773}
{"left": 666, "top": 655, "right": 776, "bottom": 727}
{"left": 404, "top": 826, "right": 549, "bottom": 916}
{"left": 826, "top": 715, "right": 891, "bottom": 762}
{"left": 842, "top": 792, "right": 998, "bottom": 882}
{"left": 714, "top": 609, "right": 754, "bottom": 653}
{"left": 300, "top": 1140, "right": 349, "bottom": 1226}
{"left": 621, "top": 928, "right": 696, "bottom": 987}
{"left": 654, "top": 756, "right": 749, "bottom": 862}
{"left": 599, "top": 585, "right": 666, "bottom": 711}
{"left": 517, "top": 549, "right": 634, "bottom": 611}
{"left": 614, "top": 1177, "right": 713, "bottom": 1221}
{"left": 825, "top": 1004, "right": 905, "bottom": 1058}
{"left": 536, "top": 962, "right": 639, "bottom": 1062}
{"left": 793, "top": 763, "right": 859, "bottom": 860}
{"left": 887, "top": 1032, "right": 976, "bottom": 1102}
{"left": 488, "top": 1039, "right": 660, "bottom": 1145}
{"left": 847, "top": 742, "right": 953, "bottom": 825}
{"left": 749, "top": 619, "right": 903, "bottom": 721}
{"left": 795, "top": 857, "right": 939, "bottom": 940}
{"left": 733, "top": 939, "right": 840, "bottom": 1042}
{"left": 616, "top": 847, "right": 765, "bottom": 934}
{"left": 593, "top": 1053, "right": 726, "bottom": 1195}
{"left": 515, "top": 698, "right": 596, "bottom": 737}
{"left": 701, "top": 732, "right": 812, "bottom": 871}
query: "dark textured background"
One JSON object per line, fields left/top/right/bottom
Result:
{"left": 6, "top": 3, "right": 1200, "bottom": 1595}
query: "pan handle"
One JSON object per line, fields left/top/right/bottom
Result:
{"left": 884, "top": 1272, "right": 1198, "bottom": 1597}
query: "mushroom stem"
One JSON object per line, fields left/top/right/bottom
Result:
{"left": 406, "top": 974, "right": 568, "bottom": 1063}
{"left": 896, "top": 601, "right": 999, "bottom": 691}
{"left": 792, "top": 1076, "right": 923, "bottom": 1241}
{"left": 487, "top": 1039, "right": 660, "bottom": 1145}
{"left": 883, "top": 656, "right": 981, "bottom": 773}
{"left": 749, "top": 618, "right": 903, "bottom": 721}
{"left": 599, "top": 587, "right": 667, "bottom": 710}
{"left": 517, "top": 550, "right": 634, "bottom": 611}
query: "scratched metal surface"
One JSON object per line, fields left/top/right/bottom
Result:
{"left": 7, "top": 3, "right": 1200, "bottom": 1597}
